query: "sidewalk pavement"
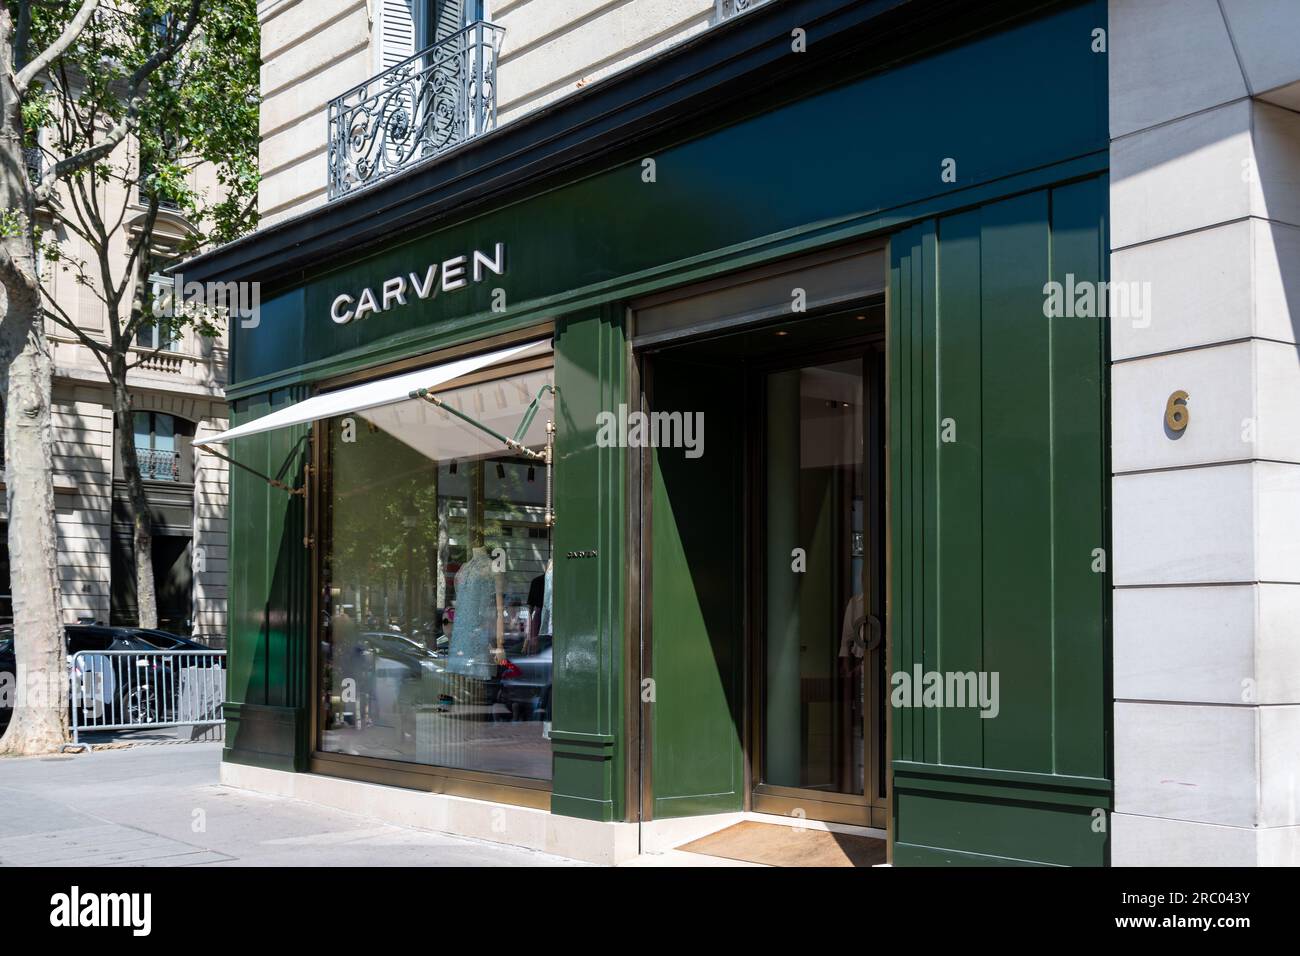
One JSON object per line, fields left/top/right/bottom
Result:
{"left": 0, "top": 742, "right": 585, "bottom": 867}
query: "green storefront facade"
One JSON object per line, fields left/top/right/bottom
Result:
{"left": 188, "top": 0, "right": 1111, "bottom": 865}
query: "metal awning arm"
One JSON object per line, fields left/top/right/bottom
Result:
{"left": 513, "top": 383, "right": 556, "bottom": 443}
{"left": 408, "top": 382, "right": 557, "bottom": 526}
{"left": 197, "top": 438, "right": 307, "bottom": 496}
{"left": 409, "top": 386, "right": 552, "bottom": 461}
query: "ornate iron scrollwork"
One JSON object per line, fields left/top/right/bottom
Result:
{"left": 718, "top": 0, "right": 775, "bottom": 19}
{"left": 328, "top": 21, "right": 505, "bottom": 200}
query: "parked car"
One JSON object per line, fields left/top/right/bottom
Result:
{"left": 359, "top": 629, "right": 511, "bottom": 713}
{"left": 0, "top": 625, "right": 194, "bottom": 734}
{"left": 128, "top": 629, "right": 224, "bottom": 664}
{"left": 498, "top": 644, "right": 552, "bottom": 722}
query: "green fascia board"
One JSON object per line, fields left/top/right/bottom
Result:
{"left": 227, "top": 151, "right": 1107, "bottom": 403}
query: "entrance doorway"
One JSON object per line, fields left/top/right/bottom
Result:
{"left": 635, "top": 301, "right": 888, "bottom": 830}
{"left": 750, "top": 346, "right": 886, "bottom": 828}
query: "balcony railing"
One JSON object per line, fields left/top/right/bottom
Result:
{"left": 24, "top": 145, "right": 42, "bottom": 184}
{"left": 327, "top": 21, "right": 505, "bottom": 200}
{"left": 718, "top": 0, "right": 776, "bottom": 18}
{"left": 136, "top": 446, "right": 181, "bottom": 482}
{"left": 138, "top": 181, "right": 182, "bottom": 211}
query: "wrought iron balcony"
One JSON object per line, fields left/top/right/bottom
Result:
{"left": 24, "top": 145, "right": 42, "bottom": 184}
{"left": 327, "top": 21, "right": 505, "bottom": 200}
{"left": 136, "top": 446, "right": 181, "bottom": 481}
{"left": 718, "top": 0, "right": 776, "bottom": 19}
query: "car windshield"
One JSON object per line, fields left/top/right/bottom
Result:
{"left": 132, "top": 633, "right": 179, "bottom": 649}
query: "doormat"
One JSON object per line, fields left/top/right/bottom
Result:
{"left": 677, "top": 821, "right": 886, "bottom": 868}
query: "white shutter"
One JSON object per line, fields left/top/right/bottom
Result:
{"left": 380, "top": 0, "right": 417, "bottom": 67}
{"left": 434, "top": 0, "right": 464, "bottom": 43}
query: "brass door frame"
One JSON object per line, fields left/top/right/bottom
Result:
{"left": 746, "top": 335, "right": 889, "bottom": 831}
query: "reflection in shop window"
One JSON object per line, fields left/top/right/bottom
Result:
{"left": 318, "top": 363, "right": 554, "bottom": 781}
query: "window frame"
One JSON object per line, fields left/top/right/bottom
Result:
{"left": 307, "top": 327, "right": 555, "bottom": 807}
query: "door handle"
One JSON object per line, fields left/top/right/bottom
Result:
{"left": 856, "top": 614, "right": 882, "bottom": 653}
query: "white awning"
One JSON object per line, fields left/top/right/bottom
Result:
{"left": 195, "top": 339, "right": 550, "bottom": 447}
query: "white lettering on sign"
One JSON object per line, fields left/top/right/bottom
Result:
{"left": 330, "top": 242, "right": 505, "bottom": 325}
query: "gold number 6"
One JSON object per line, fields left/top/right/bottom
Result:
{"left": 1165, "top": 390, "right": 1189, "bottom": 432}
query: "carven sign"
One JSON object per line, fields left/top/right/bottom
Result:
{"left": 330, "top": 242, "right": 506, "bottom": 325}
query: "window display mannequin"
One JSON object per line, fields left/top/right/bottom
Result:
{"left": 449, "top": 545, "right": 504, "bottom": 680}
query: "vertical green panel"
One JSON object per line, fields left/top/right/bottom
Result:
{"left": 1048, "top": 177, "right": 1109, "bottom": 779}
{"left": 919, "top": 227, "right": 940, "bottom": 766}
{"left": 551, "top": 307, "right": 626, "bottom": 821}
{"left": 890, "top": 180, "right": 1110, "bottom": 865}
{"left": 889, "top": 225, "right": 920, "bottom": 767}
{"left": 978, "top": 192, "right": 1054, "bottom": 773}
{"left": 263, "top": 387, "right": 310, "bottom": 712}
{"left": 649, "top": 356, "right": 744, "bottom": 818}
{"left": 224, "top": 388, "right": 310, "bottom": 768}
{"left": 228, "top": 394, "right": 269, "bottom": 708}
{"left": 933, "top": 210, "right": 984, "bottom": 768}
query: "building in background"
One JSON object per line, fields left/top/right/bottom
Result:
{"left": 0, "top": 140, "right": 231, "bottom": 642}
{"left": 181, "top": 0, "right": 1300, "bottom": 866}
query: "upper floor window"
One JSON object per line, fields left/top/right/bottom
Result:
{"left": 137, "top": 171, "right": 182, "bottom": 212}
{"left": 131, "top": 412, "right": 195, "bottom": 482}
{"left": 380, "top": 1, "right": 486, "bottom": 66}
{"left": 135, "top": 248, "right": 184, "bottom": 351}
{"left": 134, "top": 411, "right": 177, "bottom": 481}
{"left": 135, "top": 322, "right": 177, "bottom": 352}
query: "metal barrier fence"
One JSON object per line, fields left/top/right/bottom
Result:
{"left": 69, "top": 649, "right": 227, "bottom": 744}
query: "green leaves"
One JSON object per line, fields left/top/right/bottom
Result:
{"left": 20, "top": 0, "right": 259, "bottom": 348}
{"left": 27, "top": 0, "right": 259, "bottom": 241}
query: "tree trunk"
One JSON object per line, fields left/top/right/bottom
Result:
{"left": 110, "top": 370, "right": 157, "bottom": 629}
{"left": 0, "top": 289, "right": 68, "bottom": 755}
{"left": 0, "top": 15, "right": 69, "bottom": 756}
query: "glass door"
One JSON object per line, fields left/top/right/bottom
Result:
{"left": 753, "top": 348, "right": 887, "bottom": 828}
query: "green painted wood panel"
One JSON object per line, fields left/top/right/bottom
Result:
{"left": 1048, "top": 177, "right": 1110, "bottom": 778}
{"left": 980, "top": 192, "right": 1055, "bottom": 772}
{"left": 890, "top": 179, "right": 1110, "bottom": 865}
{"left": 550, "top": 307, "right": 628, "bottom": 821}
{"left": 224, "top": 387, "right": 311, "bottom": 768}
{"left": 648, "top": 356, "right": 745, "bottom": 817}
{"left": 933, "top": 210, "right": 984, "bottom": 769}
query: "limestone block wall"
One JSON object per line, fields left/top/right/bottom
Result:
{"left": 192, "top": 416, "right": 231, "bottom": 642}
{"left": 1109, "top": 0, "right": 1300, "bottom": 866}
{"left": 50, "top": 386, "right": 115, "bottom": 625}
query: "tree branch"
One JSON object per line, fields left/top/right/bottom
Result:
{"left": 15, "top": 0, "right": 102, "bottom": 94}
{"left": 43, "top": 300, "right": 112, "bottom": 379}
{"left": 33, "top": 0, "right": 203, "bottom": 206}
